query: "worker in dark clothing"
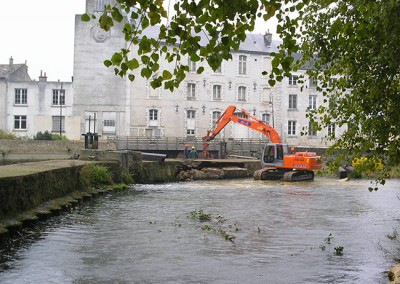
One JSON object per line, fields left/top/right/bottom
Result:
{"left": 189, "top": 146, "right": 198, "bottom": 159}
{"left": 183, "top": 144, "right": 190, "bottom": 159}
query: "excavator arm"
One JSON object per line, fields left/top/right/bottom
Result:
{"left": 202, "top": 105, "right": 281, "bottom": 143}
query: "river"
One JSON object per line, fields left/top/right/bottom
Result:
{"left": 0, "top": 178, "right": 399, "bottom": 283}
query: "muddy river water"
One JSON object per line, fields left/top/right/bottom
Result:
{"left": 1, "top": 178, "right": 399, "bottom": 283}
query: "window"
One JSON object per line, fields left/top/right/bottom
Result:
{"left": 145, "top": 128, "right": 161, "bottom": 137}
{"left": 212, "top": 111, "right": 221, "bottom": 125}
{"left": 104, "top": 120, "right": 115, "bottom": 127}
{"left": 238, "top": 86, "right": 246, "bottom": 101}
{"left": 149, "top": 109, "right": 158, "bottom": 127}
{"left": 149, "top": 109, "right": 158, "bottom": 120}
{"left": 186, "top": 110, "right": 196, "bottom": 136}
{"left": 289, "top": 75, "right": 298, "bottom": 86}
{"left": 289, "top": 94, "right": 297, "bottom": 109}
{"left": 52, "top": 89, "right": 65, "bottom": 105}
{"left": 262, "top": 113, "right": 270, "bottom": 124}
{"left": 288, "top": 120, "right": 296, "bottom": 135}
{"left": 14, "top": 115, "right": 26, "bottom": 130}
{"left": 328, "top": 123, "right": 336, "bottom": 137}
{"left": 239, "top": 55, "right": 247, "bottom": 75}
{"left": 187, "top": 83, "right": 196, "bottom": 99}
{"left": 235, "top": 112, "right": 248, "bottom": 119}
{"left": 308, "top": 121, "right": 317, "bottom": 136}
{"left": 321, "top": 78, "right": 337, "bottom": 89}
{"left": 309, "top": 95, "right": 317, "bottom": 110}
{"left": 213, "top": 85, "right": 221, "bottom": 100}
{"left": 15, "top": 89, "right": 27, "bottom": 105}
{"left": 214, "top": 65, "right": 222, "bottom": 73}
{"left": 188, "top": 58, "right": 196, "bottom": 72}
{"left": 309, "top": 77, "right": 318, "bottom": 88}
{"left": 52, "top": 116, "right": 65, "bottom": 132}
{"left": 187, "top": 110, "right": 196, "bottom": 119}
{"left": 103, "top": 112, "right": 116, "bottom": 133}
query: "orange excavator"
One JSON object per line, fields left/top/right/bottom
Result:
{"left": 202, "top": 105, "right": 323, "bottom": 181}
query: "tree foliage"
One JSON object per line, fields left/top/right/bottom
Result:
{"left": 82, "top": 0, "right": 400, "bottom": 186}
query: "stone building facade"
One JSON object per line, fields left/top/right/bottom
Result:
{"left": 72, "top": 0, "right": 344, "bottom": 147}
{"left": 0, "top": 0, "right": 344, "bottom": 148}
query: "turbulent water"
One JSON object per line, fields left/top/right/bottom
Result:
{"left": 0, "top": 178, "right": 399, "bottom": 283}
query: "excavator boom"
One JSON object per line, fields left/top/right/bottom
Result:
{"left": 202, "top": 106, "right": 281, "bottom": 143}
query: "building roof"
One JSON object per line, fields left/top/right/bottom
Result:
{"left": 141, "top": 25, "right": 281, "bottom": 55}
{"left": 239, "top": 33, "right": 281, "bottom": 54}
{"left": 0, "top": 63, "right": 25, "bottom": 79}
{"left": 0, "top": 58, "right": 31, "bottom": 81}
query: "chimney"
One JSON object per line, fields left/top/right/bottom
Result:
{"left": 9, "top": 56, "right": 13, "bottom": 66}
{"left": 39, "top": 70, "right": 47, "bottom": 82}
{"left": 264, "top": 30, "right": 272, "bottom": 47}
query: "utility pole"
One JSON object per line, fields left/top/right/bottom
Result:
{"left": 60, "top": 82, "right": 63, "bottom": 136}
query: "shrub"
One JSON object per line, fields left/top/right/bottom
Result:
{"left": 34, "top": 131, "right": 68, "bottom": 141}
{"left": 351, "top": 157, "right": 384, "bottom": 178}
{"left": 120, "top": 172, "right": 134, "bottom": 184}
{"left": 34, "top": 130, "right": 53, "bottom": 140}
{"left": 0, "top": 130, "right": 17, "bottom": 140}
{"left": 79, "top": 164, "right": 113, "bottom": 188}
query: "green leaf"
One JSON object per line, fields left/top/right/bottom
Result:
{"left": 141, "top": 68, "right": 152, "bottom": 79}
{"left": 104, "top": 60, "right": 112, "bottom": 67}
{"left": 111, "top": 53, "right": 123, "bottom": 66}
{"left": 81, "top": 14, "right": 91, "bottom": 22}
{"left": 268, "top": 79, "right": 276, "bottom": 87}
{"left": 127, "top": 58, "right": 139, "bottom": 70}
{"left": 162, "top": 70, "right": 172, "bottom": 80}
{"left": 111, "top": 7, "right": 124, "bottom": 22}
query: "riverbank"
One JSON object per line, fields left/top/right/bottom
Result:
{"left": 0, "top": 160, "right": 123, "bottom": 237}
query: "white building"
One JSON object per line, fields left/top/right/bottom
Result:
{"left": 0, "top": 0, "right": 344, "bottom": 148}
{"left": 0, "top": 57, "right": 80, "bottom": 139}
{"left": 72, "top": 0, "right": 344, "bottom": 148}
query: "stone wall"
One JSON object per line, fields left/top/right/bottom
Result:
{"left": 0, "top": 140, "right": 117, "bottom": 162}
{"left": 0, "top": 160, "right": 121, "bottom": 236}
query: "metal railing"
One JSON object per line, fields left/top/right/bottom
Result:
{"left": 108, "top": 136, "right": 268, "bottom": 153}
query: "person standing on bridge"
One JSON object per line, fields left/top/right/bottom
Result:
{"left": 189, "top": 146, "right": 198, "bottom": 159}
{"left": 183, "top": 144, "right": 190, "bottom": 159}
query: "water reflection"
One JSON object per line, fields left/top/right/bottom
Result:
{"left": 0, "top": 178, "right": 399, "bottom": 283}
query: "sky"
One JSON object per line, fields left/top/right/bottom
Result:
{"left": 1, "top": 0, "right": 278, "bottom": 82}
{"left": 1, "top": 0, "right": 86, "bottom": 82}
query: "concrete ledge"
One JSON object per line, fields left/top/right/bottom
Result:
{"left": 0, "top": 159, "right": 121, "bottom": 237}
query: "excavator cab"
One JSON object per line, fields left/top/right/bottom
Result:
{"left": 262, "top": 143, "right": 288, "bottom": 167}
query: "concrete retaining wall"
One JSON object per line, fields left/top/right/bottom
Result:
{"left": 0, "top": 139, "right": 117, "bottom": 162}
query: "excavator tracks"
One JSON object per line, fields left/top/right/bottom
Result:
{"left": 282, "top": 170, "right": 314, "bottom": 182}
{"left": 254, "top": 168, "right": 315, "bottom": 182}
